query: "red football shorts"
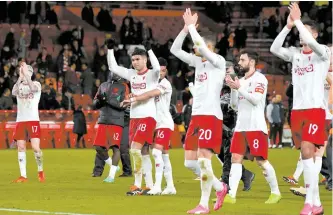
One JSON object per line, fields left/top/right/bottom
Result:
{"left": 129, "top": 117, "right": 156, "bottom": 145}
{"left": 230, "top": 131, "right": 269, "bottom": 160}
{"left": 93, "top": 124, "right": 123, "bottom": 148}
{"left": 184, "top": 115, "right": 223, "bottom": 154}
{"left": 13, "top": 121, "right": 41, "bottom": 141}
{"left": 154, "top": 128, "right": 173, "bottom": 150}
{"left": 291, "top": 108, "right": 326, "bottom": 149}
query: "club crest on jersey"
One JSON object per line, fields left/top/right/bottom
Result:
{"left": 294, "top": 64, "right": 314, "bottom": 76}
{"left": 196, "top": 72, "right": 208, "bottom": 82}
{"left": 155, "top": 96, "right": 160, "bottom": 102}
{"left": 131, "top": 82, "right": 146, "bottom": 89}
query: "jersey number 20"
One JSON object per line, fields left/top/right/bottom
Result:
{"left": 199, "top": 129, "right": 212, "bottom": 140}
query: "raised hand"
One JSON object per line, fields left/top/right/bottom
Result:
{"left": 225, "top": 76, "right": 241, "bottom": 90}
{"left": 288, "top": 3, "right": 301, "bottom": 21}
{"left": 106, "top": 38, "right": 115, "bottom": 49}
{"left": 286, "top": 15, "right": 294, "bottom": 29}
{"left": 183, "top": 8, "right": 198, "bottom": 27}
{"left": 142, "top": 40, "right": 152, "bottom": 51}
{"left": 183, "top": 23, "right": 199, "bottom": 34}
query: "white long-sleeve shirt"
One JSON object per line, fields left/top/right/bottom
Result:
{"left": 155, "top": 78, "right": 174, "bottom": 130}
{"left": 230, "top": 72, "right": 268, "bottom": 134}
{"left": 170, "top": 26, "right": 226, "bottom": 120}
{"left": 270, "top": 22, "right": 331, "bottom": 110}
{"left": 107, "top": 49, "right": 160, "bottom": 119}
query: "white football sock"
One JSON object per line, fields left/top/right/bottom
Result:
{"left": 198, "top": 158, "right": 213, "bottom": 208}
{"left": 303, "top": 158, "right": 315, "bottom": 205}
{"left": 162, "top": 154, "right": 174, "bottom": 188}
{"left": 130, "top": 149, "right": 142, "bottom": 188}
{"left": 104, "top": 157, "right": 112, "bottom": 167}
{"left": 152, "top": 149, "right": 164, "bottom": 189}
{"left": 109, "top": 165, "right": 118, "bottom": 179}
{"left": 262, "top": 161, "right": 280, "bottom": 195}
{"left": 206, "top": 159, "right": 222, "bottom": 191}
{"left": 293, "top": 153, "right": 303, "bottom": 181}
{"left": 142, "top": 154, "right": 154, "bottom": 189}
{"left": 18, "top": 151, "right": 27, "bottom": 178}
{"left": 34, "top": 151, "right": 43, "bottom": 172}
{"left": 228, "top": 163, "right": 242, "bottom": 198}
{"left": 313, "top": 156, "right": 322, "bottom": 207}
{"left": 184, "top": 159, "right": 201, "bottom": 177}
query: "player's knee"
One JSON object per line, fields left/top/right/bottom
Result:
{"left": 152, "top": 148, "right": 162, "bottom": 159}
{"left": 231, "top": 154, "right": 243, "bottom": 164}
{"left": 17, "top": 144, "right": 26, "bottom": 152}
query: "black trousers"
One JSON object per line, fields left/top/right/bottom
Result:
{"left": 92, "top": 125, "right": 132, "bottom": 176}
{"left": 270, "top": 123, "right": 283, "bottom": 146}
{"left": 326, "top": 135, "right": 332, "bottom": 184}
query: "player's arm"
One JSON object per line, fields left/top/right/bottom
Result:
{"left": 188, "top": 82, "right": 195, "bottom": 96}
{"left": 326, "top": 73, "right": 332, "bottom": 85}
{"left": 132, "top": 89, "right": 162, "bottom": 102}
{"left": 92, "top": 86, "right": 105, "bottom": 110}
{"left": 238, "top": 77, "right": 267, "bottom": 106}
{"left": 170, "top": 29, "right": 196, "bottom": 66}
{"left": 147, "top": 49, "right": 160, "bottom": 75}
{"left": 12, "top": 77, "right": 23, "bottom": 97}
{"left": 230, "top": 89, "right": 238, "bottom": 111}
{"left": 107, "top": 49, "right": 133, "bottom": 81}
{"left": 270, "top": 26, "right": 293, "bottom": 62}
{"left": 294, "top": 20, "right": 330, "bottom": 60}
{"left": 22, "top": 65, "right": 40, "bottom": 93}
{"left": 188, "top": 24, "right": 225, "bottom": 69}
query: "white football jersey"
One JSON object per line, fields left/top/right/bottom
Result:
{"left": 287, "top": 47, "right": 330, "bottom": 110}
{"left": 16, "top": 82, "right": 41, "bottom": 122}
{"left": 188, "top": 56, "right": 225, "bottom": 120}
{"left": 324, "top": 73, "right": 332, "bottom": 120}
{"left": 231, "top": 72, "right": 268, "bottom": 134}
{"left": 155, "top": 78, "right": 174, "bottom": 130}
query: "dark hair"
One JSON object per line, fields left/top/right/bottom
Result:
{"left": 158, "top": 57, "right": 168, "bottom": 67}
{"left": 31, "top": 72, "right": 36, "bottom": 81}
{"left": 131, "top": 48, "right": 147, "bottom": 57}
{"left": 239, "top": 49, "right": 259, "bottom": 65}
{"left": 303, "top": 20, "right": 320, "bottom": 33}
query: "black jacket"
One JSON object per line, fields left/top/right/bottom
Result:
{"left": 93, "top": 79, "right": 129, "bottom": 127}
{"left": 73, "top": 110, "right": 87, "bottom": 135}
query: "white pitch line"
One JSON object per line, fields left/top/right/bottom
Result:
{"left": 0, "top": 208, "right": 98, "bottom": 215}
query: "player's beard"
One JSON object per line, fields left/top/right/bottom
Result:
{"left": 234, "top": 63, "right": 249, "bottom": 77}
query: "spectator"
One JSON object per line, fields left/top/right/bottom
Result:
{"left": 120, "top": 18, "right": 134, "bottom": 45}
{"left": 73, "top": 105, "right": 87, "bottom": 148}
{"left": 81, "top": 2, "right": 94, "bottom": 26}
{"left": 118, "top": 48, "right": 131, "bottom": 69}
{"left": 27, "top": 1, "right": 38, "bottom": 26}
{"left": 182, "top": 96, "right": 193, "bottom": 132}
{"left": 216, "top": 33, "right": 229, "bottom": 58}
{"left": 61, "top": 89, "right": 75, "bottom": 111}
{"left": 39, "top": 85, "right": 57, "bottom": 110}
{"left": 39, "top": 2, "right": 50, "bottom": 23}
{"left": 266, "top": 97, "right": 282, "bottom": 148}
{"left": 36, "top": 47, "right": 53, "bottom": 76}
{"left": 93, "top": 47, "right": 108, "bottom": 82}
{"left": 80, "top": 63, "right": 94, "bottom": 95}
{"left": 0, "top": 88, "right": 13, "bottom": 110}
{"left": 72, "top": 25, "right": 84, "bottom": 48}
{"left": 97, "top": 5, "right": 116, "bottom": 32}
{"left": 18, "top": 30, "right": 29, "bottom": 59}
{"left": 71, "top": 40, "right": 85, "bottom": 71}
{"left": 29, "top": 25, "right": 42, "bottom": 50}
{"left": 4, "top": 28, "right": 15, "bottom": 51}
{"left": 234, "top": 22, "right": 247, "bottom": 50}
{"left": 64, "top": 63, "right": 81, "bottom": 94}
{"left": 45, "top": 6, "right": 60, "bottom": 30}
{"left": 122, "top": 10, "right": 134, "bottom": 28}
{"left": 56, "top": 49, "right": 71, "bottom": 78}
{"left": 275, "top": 94, "right": 286, "bottom": 148}
{"left": 255, "top": 11, "right": 269, "bottom": 38}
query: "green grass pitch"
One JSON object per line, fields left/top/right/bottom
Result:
{"left": 0, "top": 148, "right": 331, "bottom": 215}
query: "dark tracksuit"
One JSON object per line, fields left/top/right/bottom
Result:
{"left": 92, "top": 78, "right": 130, "bottom": 176}
{"left": 218, "top": 88, "right": 254, "bottom": 187}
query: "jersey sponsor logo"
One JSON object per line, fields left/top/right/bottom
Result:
{"left": 131, "top": 82, "right": 146, "bottom": 89}
{"left": 18, "top": 92, "right": 34, "bottom": 99}
{"left": 195, "top": 72, "right": 208, "bottom": 82}
{"left": 294, "top": 64, "right": 314, "bottom": 75}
